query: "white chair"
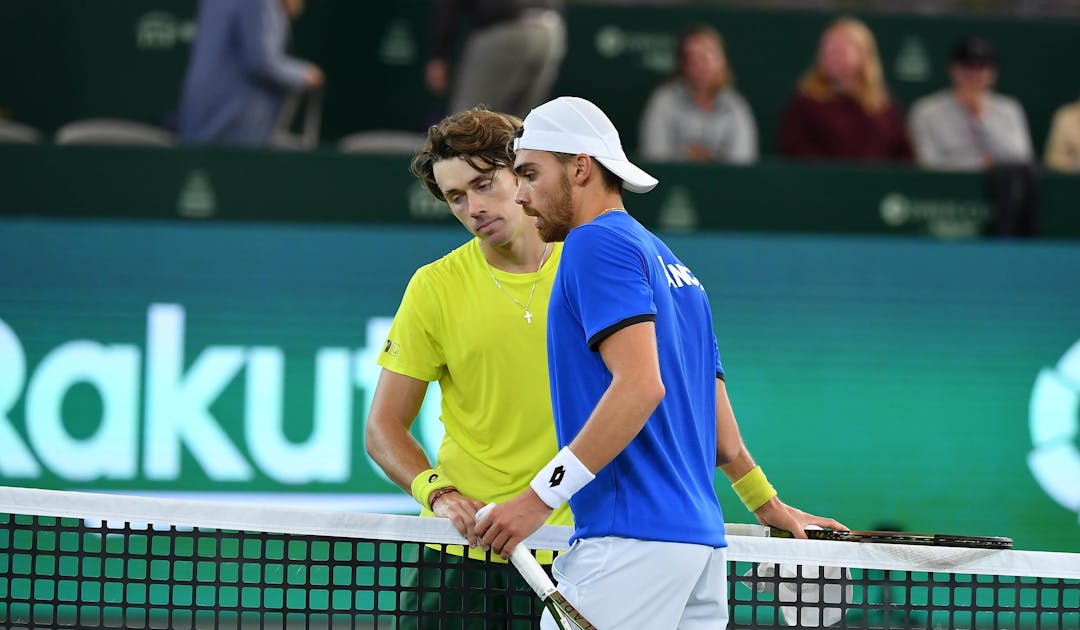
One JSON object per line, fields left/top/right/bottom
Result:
{"left": 55, "top": 119, "right": 176, "bottom": 147}
{"left": 0, "top": 119, "right": 42, "bottom": 143}
{"left": 338, "top": 130, "right": 428, "bottom": 155}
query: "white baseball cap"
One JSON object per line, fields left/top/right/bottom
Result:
{"left": 513, "top": 96, "right": 659, "bottom": 194}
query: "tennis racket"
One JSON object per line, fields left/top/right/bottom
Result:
{"left": 475, "top": 504, "right": 597, "bottom": 630}
{"left": 767, "top": 527, "right": 1013, "bottom": 549}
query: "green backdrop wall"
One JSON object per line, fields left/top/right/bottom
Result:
{"left": 1, "top": 218, "right": 1078, "bottom": 552}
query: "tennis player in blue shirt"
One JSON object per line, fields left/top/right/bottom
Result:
{"left": 476, "top": 96, "right": 847, "bottom": 628}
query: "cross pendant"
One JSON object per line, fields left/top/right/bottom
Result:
{"left": 523, "top": 309, "right": 533, "bottom": 324}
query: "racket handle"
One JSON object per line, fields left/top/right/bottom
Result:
{"left": 508, "top": 543, "right": 559, "bottom": 600}
{"left": 476, "top": 503, "right": 558, "bottom": 600}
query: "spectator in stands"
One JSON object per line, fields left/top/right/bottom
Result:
{"left": 779, "top": 17, "right": 912, "bottom": 162}
{"left": 425, "top": 0, "right": 566, "bottom": 119}
{"left": 638, "top": 25, "right": 757, "bottom": 164}
{"left": 909, "top": 37, "right": 1037, "bottom": 236}
{"left": 178, "top": 0, "right": 323, "bottom": 146}
{"left": 1044, "top": 97, "right": 1080, "bottom": 173}
{"left": 908, "top": 36, "right": 1033, "bottom": 171}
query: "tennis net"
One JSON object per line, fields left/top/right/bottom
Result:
{"left": 2, "top": 486, "right": 1078, "bottom": 629}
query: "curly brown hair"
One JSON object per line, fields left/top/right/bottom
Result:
{"left": 409, "top": 108, "right": 523, "bottom": 201}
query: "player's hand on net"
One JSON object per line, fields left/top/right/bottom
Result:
{"left": 475, "top": 491, "right": 552, "bottom": 558}
{"left": 753, "top": 497, "right": 849, "bottom": 539}
{"left": 431, "top": 491, "right": 486, "bottom": 546}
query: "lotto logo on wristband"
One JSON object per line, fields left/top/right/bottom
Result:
{"left": 548, "top": 466, "right": 565, "bottom": 487}
{"left": 428, "top": 473, "right": 439, "bottom": 483}
{"left": 531, "top": 447, "right": 595, "bottom": 509}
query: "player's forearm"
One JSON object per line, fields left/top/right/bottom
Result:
{"left": 715, "top": 379, "right": 766, "bottom": 488}
{"left": 569, "top": 376, "right": 664, "bottom": 473}
{"left": 573, "top": 322, "right": 665, "bottom": 473}
{"left": 365, "top": 369, "right": 432, "bottom": 495}
{"left": 714, "top": 378, "right": 748, "bottom": 469}
{"left": 715, "top": 376, "right": 777, "bottom": 511}
{"left": 364, "top": 419, "right": 432, "bottom": 494}
{"left": 718, "top": 449, "right": 757, "bottom": 483}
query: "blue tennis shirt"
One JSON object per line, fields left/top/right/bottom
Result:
{"left": 547, "top": 211, "right": 727, "bottom": 548}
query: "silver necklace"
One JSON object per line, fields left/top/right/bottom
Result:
{"left": 486, "top": 243, "right": 551, "bottom": 324}
{"left": 597, "top": 208, "right": 625, "bottom": 218}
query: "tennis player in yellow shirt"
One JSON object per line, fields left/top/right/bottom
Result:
{"left": 365, "top": 107, "right": 571, "bottom": 627}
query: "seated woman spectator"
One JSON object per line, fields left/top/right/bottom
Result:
{"left": 638, "top": 24, "right": 757, "bottom": 164}
{"left": 1044, "top": 97, "right": 1080, "bottom": 173}
{"left": 908, "top": 36, "right": 1032, "bottom": 171}
{"left": 779, "top": 17, "right": 911, "bottom": 162}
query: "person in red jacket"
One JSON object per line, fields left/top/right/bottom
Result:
{"left": 779, "top": 17, "right": 912, "bottom": 162}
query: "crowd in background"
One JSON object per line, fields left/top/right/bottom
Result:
{"left": 169, "top": 0, "right": 1080, "bottom": 177}
{"left": 637, "top": 18, "right": 1057, "bottom": 175}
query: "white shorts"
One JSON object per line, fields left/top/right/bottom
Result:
{"left": 541, "top": 537, "right": 729, "bottom": 630}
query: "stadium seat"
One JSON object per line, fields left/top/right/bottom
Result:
{"left": 0, "top": 119, "right": 42, "bottom": 143}
{"left": 338, "top": 130, "right": 428, "bottom": 155}
{"left": 55, "top": 118, "right": 176, "bottom": 147}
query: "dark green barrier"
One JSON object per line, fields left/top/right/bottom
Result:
{"left": 2, "top": 1, "right": 1078, "bottom": 156}
{"left": 3, "top": 143, "right": 1080, "bottom": 239}
{"left": 1, "top": 218, "right": 1079, "bottom": 552}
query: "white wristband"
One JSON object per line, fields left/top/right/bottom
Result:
{"left": 530, "top": 446, "right": 595, "bottom": 509}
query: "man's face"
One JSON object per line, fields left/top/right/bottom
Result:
{"left": 433, "top": 157, "right": 528, "bottom": 248}
{"left": 950, "top": 63, "right": 995, "bottom": 96}
{"left": 513, "top": 149, "right": 575, "bottom": 243}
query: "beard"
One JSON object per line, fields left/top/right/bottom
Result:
{"left": 534, "top": 173, "right": 575, "bottom": 243}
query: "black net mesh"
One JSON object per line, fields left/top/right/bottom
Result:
{"left": 728, "top": 559, "right": 1080, "bottom": 629}
{"left": 2, "top": 503, "right": 1078, "bottom": 629}
{"left": 0, "top": 513, "right": 547, "bottom": 629}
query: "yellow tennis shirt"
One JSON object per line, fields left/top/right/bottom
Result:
{"left": 377, "top": 238, "right": 572, "bottom": 558}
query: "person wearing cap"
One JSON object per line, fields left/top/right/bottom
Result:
{"left": 365, "top": 107, "right": 572, "bottom": 627}
{"left": 476, "top": 96, "right": 847, "bottom": 628}
{"left": 908, "top": 35, "right": 1033, "bottom": 171}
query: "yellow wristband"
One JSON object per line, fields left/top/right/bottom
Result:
{"left": 731, "top": 466, "right": 777, "bottom": 512}
{"left": 410, "top": 468, "right": 456, "bottom": 509}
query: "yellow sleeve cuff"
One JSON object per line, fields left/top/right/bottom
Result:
{"left": 731, "top": 465, "right": 777, "bottom": 512}
{"left": 410, "top": 468, "right": 456, "bottom": 509}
